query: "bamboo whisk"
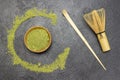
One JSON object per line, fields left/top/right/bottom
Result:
{"left": 83, "top": 8, "right": 111, "bottom": 52}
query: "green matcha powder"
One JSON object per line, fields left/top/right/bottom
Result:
{"left": 26, "top": 29, "right": 50, "bottom": 51}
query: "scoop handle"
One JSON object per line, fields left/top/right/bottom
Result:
{"left": 97, "top": 32, "right": 111, "bottom": 52}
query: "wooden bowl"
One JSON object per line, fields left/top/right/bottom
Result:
{"left": 24, "top": 26, "right": 52, "bottom": 53}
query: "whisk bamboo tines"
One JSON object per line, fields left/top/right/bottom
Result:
{"left": 83, "top": 8, "right": 111, "bottom": 52}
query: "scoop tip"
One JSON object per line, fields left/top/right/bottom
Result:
{"left": 62, "top": 9, "right": 67, "bottom": 13}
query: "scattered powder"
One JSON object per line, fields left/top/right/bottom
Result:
{"left": 7, "top": 8, "right": 70, "bottom": 73}
{"left": 26, "top": 29, "right": 50, "bottom": 51}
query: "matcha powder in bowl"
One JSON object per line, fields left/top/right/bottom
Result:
{"left": 24, "top": 26, "right": 52, "bottom": 53}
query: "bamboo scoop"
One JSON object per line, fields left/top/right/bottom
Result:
{"left": 83, "top": 8, "right": 111, "bottom": 52}
{"left": 62, "top": 9, "right": 106, "bottom": 70}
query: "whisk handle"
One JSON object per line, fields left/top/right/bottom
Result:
{"left": 97, "top": 32, "right": 111, "bottom": 52}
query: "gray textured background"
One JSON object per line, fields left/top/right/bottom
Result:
{"left": 0, "top": 0, "right": 120, "bottom": 80}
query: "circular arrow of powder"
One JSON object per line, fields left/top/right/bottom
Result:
{"left": 7, "top": 8, "right": 70, "bottom": 73}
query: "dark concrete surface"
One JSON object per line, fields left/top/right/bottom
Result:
{"left": 0, "top": 0, "right": 120, "bottom": 80}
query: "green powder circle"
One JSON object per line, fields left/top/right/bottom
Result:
{"left": 7, "top": 8, "right": 70, "bottom": 73}
{"left": 25, "top": 27, "right": 51, "bottom": 52}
